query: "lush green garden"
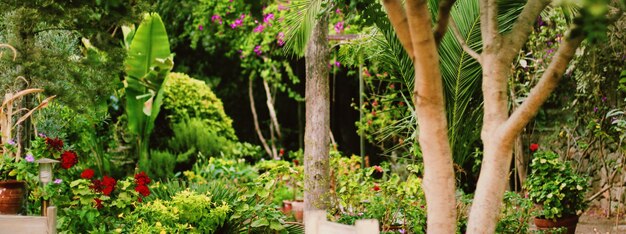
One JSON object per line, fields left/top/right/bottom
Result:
{"left": 1, "top": 0, "right": 625, "bottom": 233}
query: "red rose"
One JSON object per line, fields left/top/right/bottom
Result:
{"left": 81, "top": 169, "right": 95, "bottom": 179}
{"left": 45, "top": 137, "right": 64, "bottom": 151}
{"left": 529, "top": 143, "right": 539, "bottom": 152}
{"left": 134, "top": 172, "right": 151, "bottom": 186}
{"left": 90, "top": 179, "right": 103, "bottom": 192}
{"left": 60, "top": 151, "right": 78, "bottom": 169}
{"left": 101, "top": 176, "right": 117, "bottom": 196}
{"left": 94, "top": 198, "right": 103, "bottom": 209}
{"left": 135, "top": 184, "right": 150, "bottom": 197}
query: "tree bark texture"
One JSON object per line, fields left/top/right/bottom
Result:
{"left": 384, "top": 0, "right": 457, "bottom": 232}
{"left": 304, "top": 13, "right": 330, "bottom": 211}
{"left": 467, "top": 33, "right": 584, "bottom": 234}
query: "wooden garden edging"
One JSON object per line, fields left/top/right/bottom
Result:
{"left": 0, "top": 206, "right": 56, "bottom": 234}
{"left": 305, "top": 210, "right": 379, "bottom": 234}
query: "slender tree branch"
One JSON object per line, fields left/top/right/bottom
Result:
{"left": 382, "top": 0, "right": 415, "bottom": 59}
{"left": 499, "top": 34, "right": 585, "bottom": 144}
{"left": 433, "top": 0, "right": 457, "bottom": 46}
{"left": 262, "top": 78, "right": 282, "bottom": 139}
{"left": 501, "top": 0, "right": 550, "bottom": 61}
{"left": 248, "top": 74, "right": 273, "bottom": 157}
{"left": 449, "top": 19, "right": 482, "bottom": 63}
{"left": 479, "top": 0, "right": 500, "bottom": 47}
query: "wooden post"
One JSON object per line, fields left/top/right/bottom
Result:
{"left": 47, "top": 206, "right": 57, "bottom": 234}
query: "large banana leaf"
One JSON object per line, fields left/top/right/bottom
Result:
{"left": 123, "top": 13, "right": 173, "bottom": 163}
{"left": 125, "top": 13, "right": 171, "bottom": 136}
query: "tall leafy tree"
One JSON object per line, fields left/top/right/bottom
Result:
{"left": 284, "top": 0, "right": 332, "bottom": 210}
{"left": 380, "top": 0, "right": 621, "bottom": 232}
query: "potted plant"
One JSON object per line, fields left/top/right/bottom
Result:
{"left": 0, "top": 142, "right": 38, "bottom": 214}
{"left": 525, "top": 150, "right": 589, "bottom": 234}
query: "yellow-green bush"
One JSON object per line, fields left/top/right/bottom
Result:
{"left": 162, "top": 72, "right": 237, "bottom": 140}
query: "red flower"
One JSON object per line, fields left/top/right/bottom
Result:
{"left": 94, "top": 198, "right": 103, "bottom": 209}
{"left": 137, "top": 197, "right": 143, "bottom": 203}
{"left": 81, "top": 169, "right": 95, "bottom": 179}
{"left": 135, "top": 184, "right": 150, "bottom": 197}
{"left": 90, "top": 179, "right": 104, "bottom": 192}
{"left": 45, "top": 137, "right": 64, "bottom": 151}
{"left": 530, "top": 143, "right": 539, "bottom": 152}
{"left": 372, "top": 100, "right": 379, "bottom": 107}
{"left": 60, "top": 151, "right": 78, "bottom": 169}
{"left": 101, "top": 176, "right": 117, "bottom": 196}
{"left": 279, "top": 148, "right": 285, "bottom": 156}
{"left": 293, "top": 159, "right": 299, "bottom": 166}
{"left": 373, "top": 165, "right": 383, "bottom": 173}
{"left": 373, "top": 183, "right": 380, "bottom": 191}
{"left": 134, "top": 172, "right": 151, "bottom": 186}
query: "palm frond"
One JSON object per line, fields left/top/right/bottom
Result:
{"left": 283, "top": 0, "right": 324, "bottom": 56}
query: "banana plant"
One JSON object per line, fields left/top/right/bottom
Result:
{"left": 123, "top": 13, "right": 174, "bottom": 170}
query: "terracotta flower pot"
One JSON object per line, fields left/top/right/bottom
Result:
{"left": 534, "top": 215, "right": 579, "bottom": 234}
{"left": 0, "top": 180, "right": 26, "bottom": 214}
{"left": 281, "top": 200, "right": 293, "bottom": 214}
{"left": 290, "top": 200, "right": 304, "bottom": 223}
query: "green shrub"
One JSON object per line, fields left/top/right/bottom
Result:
{"left": 162, "top": 72, "right": 237, "bottom": 141}
{"left": 168, "top": 118, "right": 233, "bottom": 158}
{"left": 124, "top": 190, "right": 230, "bottom": 234}
{"left": 525, "top": 150, "right": 589, "bottom": 219}
{"left": 146, "top": 150, "right": 177, "bottom": 180}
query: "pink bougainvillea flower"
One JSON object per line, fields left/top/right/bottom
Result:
{"left": 211, "top": 15, "right": 222, "bottom": 24}
{"left": 529, "top": 143, "right": 539, "bottom": 152}
{"left": 253, "top": 24, "right": 265, "bottom": 33}
{"left": 254, "top": 45, "right": 262, "bottom": 56}
{"left": 277, "top": 32, "right": 285, "bottom": 46}
{"left": 334, "top": 21, "right": 344, "bottom": 34}
{"left": 263, "top": 13, "right": 274, "bottom": 23}
{"left": 334, "top": 61, "right": 341, "bottom": 67}
{"left": 198, "top": 24, "right": 203, "bottom": 31}
{"left": 277, "top": 4, "right": 289, "bottom": 11}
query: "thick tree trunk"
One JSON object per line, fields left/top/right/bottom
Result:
{"left": 405, "top": 0, "right": 457, "bottom": 232}
{"left": 467, "top": 35, "right": 584, "bottom": 233}
{"left": 303, "top": 13, "right": 330, "bottom": 211}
